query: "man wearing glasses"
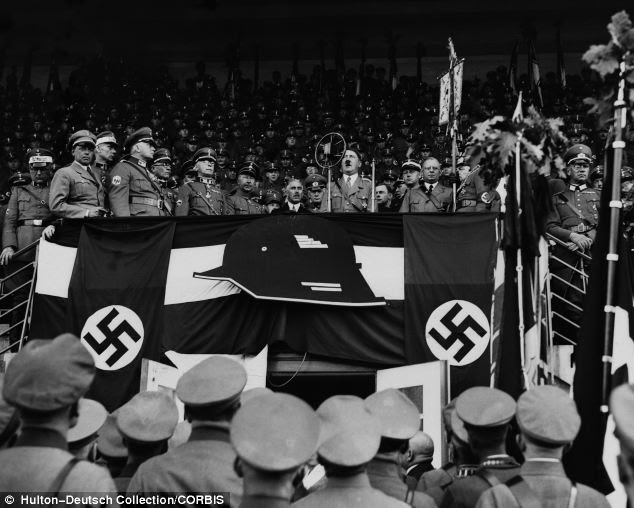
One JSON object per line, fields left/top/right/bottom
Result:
{"left": 400, "top": 157, "right": 453, "bottom": 213}
{"left": 108, "top": 127, "right": 166, "bottom": 217}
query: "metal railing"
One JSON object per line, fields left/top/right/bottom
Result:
{"left": 545, "top": 233, "right": 592, "bottom": 348}
{"left": 0, "top": 240, "right": 39, "bottom": 355}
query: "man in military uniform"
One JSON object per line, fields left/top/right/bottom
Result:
{"left": 150, "top": 148, "right": 178, "bottom": 216}
{"left": 0, "top": 334, "right": 117, "bottom": 496}
{"left": 365, "top": 389, "right": 436, "bottom": 506}
{"left": 49, "top": 130, "right": 108, "bottom": 218}
{"left": 440, "top": 387, "right": 520, "bottom": 508}
{"left": 128, "top": 357, "right": 246, "bottom": 504}
{"left": 400, "top": 159, "right": 421, "bottom": 193}
{"left": 108, "top": 127, "right": 167, "bottom": 217}
{"left": 261, "top": 161, "right": 283, "bottom": 192}
{"left": 1, "top": 148, "right": 56, "bottom": 343}
{"left": 304, "top": 174, "right": 328, "bottom": 213}
{"left": 67, "top": 398, "right": 107, "bottom": 460}
{"left": 232, "top": 392, "right": 320, "bottom": 508}
{"left": 115, "top": 391, "right": 179, "bottom": 495}
{"left": 610, "top": 383, "right": 634, "bottom": 505}
{"left": 476, "top": 386, "right": 609, "bottom": 508}
{"left": 546, "top": 144, "right": 600, "bottom": 342}
{"left": 176, "top": 147, "right": 232, "bottom": 216}
{"left": 295, "top": 395, "right": 428, "bottom": 508}
{"left": 400, "top": 157, "right": 453, "bottom": 213}
{"left": 227, "top": 162, "right": 265, "bottom": 215}
{"left": 94, "top": 130, "right": 118, "bottom": 184}
{"left": 330, "top": 149, "right": 372, "bottom": 213}
{"left": 455, "top": 163, "right": 499, "bottom": 213}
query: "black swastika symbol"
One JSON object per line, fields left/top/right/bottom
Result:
{"left": 83, "top": 307, "right": 141, "bottom": 367}
{"left": 428, "top": 302, "right": 487, "bottom": 362}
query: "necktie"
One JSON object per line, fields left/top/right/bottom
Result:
{"left": 426, "top": 184, "right": 433, "bottom": 195}
{"left": 346, "top": 176, "right": 352, "bottom": 189}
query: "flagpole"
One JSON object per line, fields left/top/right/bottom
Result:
{"left": 515, "top": 135, "right": 529, "bottom": 390}
{"left": 601, "top": 57, "right": 628, "bottom": 412}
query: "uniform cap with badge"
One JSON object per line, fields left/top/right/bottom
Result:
{"left": 117, "top": 390, "right": 179, "bottom": 442}
{"left": 27, "top": 147, "right": 54, "bottom": 167}
{"left": 176, "top": 356, "right": 247, "bottom": 411}
{"left": 3, "top": 333, "right": 95, "bottom": 411}
{"left": 193, "top": 147, "right": 217, "bottom": 164}
{"left": 304, "top": 174, "right": 327, "bottom": 191}
{"left": 238, "top": 161, "right": 259, "bottom": 179}
{"left": 124, "top": 127, "right": 157, "bottom": 153}
{"left": 95, "top": 131, "right": 118, "bottom": 147}
{"left": 153, "top": 148, "right": 172, "bottom": 165}
{"left": 401, "top": 159, "right": 422, "bottom": 173}
{"left": 563, "top": 144, "right": 594, "bottom": 166}
{"left": 231, "top": 392, "right": 320, "bottom": 472}
{"left": 317, "top": 395, "right": 381, "bottom": 467}
{"left": 365, "top": 388, "right": 420, "bottom": 440}
{"left": 516, "top": 385, "right": 580, "bottom": 445}
{"left": 68, "top": 130, "right": 96, "bottom": 150}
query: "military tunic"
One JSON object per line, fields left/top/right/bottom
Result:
{"left": 175, "top": 180, "right": 233, "bottom": 216}
{"left": 0, "top": 428, "right": 117, "bottom": 503}
{"left": 49, "top": 161, "right": 106, "bottom": 218}
{"left": 366, "top": 455, "right": 437, "bottom": 507}
{"left": 400, "top": 183, "right": 453, "bottom": 213}
{"left": 418, "top": 463, "right": 477, "bottom": 507}
{"left": 456, "top": 168, "right": 497, "bottom": 213}
{"left": 474, "top": 460, "right": 609, "bottom": 508}
{"left": 330, "top": 176, "right": 372, "bottom": 213}
{"left": 546, "top": 184, "right": 600, "bottom": 243}
{"left": 108, "top": 156, "right": 167, "bottom": 217}
{"left": 440, "top": 455, "right": 520, "bottom": 508}
{"left": 3, "top": 184, "right": 54, "bottom": 261}
{"left": 227, "top": 189, "right": 265, "bottom": 215}
{"left": 293, "top": 472, "right": 414, "bottom": 508}
{"left": 127, "top": 424, "right": 240, "bottom": 507}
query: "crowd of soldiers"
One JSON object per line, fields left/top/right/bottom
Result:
{"left": 1, "top": 333, "right": 634, "bottom": 507}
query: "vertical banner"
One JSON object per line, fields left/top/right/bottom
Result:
{"left": 67, "top": 222, "right": 175, "bottom": 411}
{"left": 403, "top": 214, "right": 498, "bottom": 397}
{"left": 438, "top": 72, "right": 451, "bottom": 126}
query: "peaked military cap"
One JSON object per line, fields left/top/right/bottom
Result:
{"left": 95, "top": 131, "right": 118, "bottom": 146}
{"left": 231, "top": 393, "right": 320, "bottom": 472}
{"left": 153, "top": 148, "right": 172, "bottom": 165}
{"left": 117, "top": 391, "right": 179, "bottom": 442}
{"left": 401, "top": 159, "right": 422, "bottom": 172}
{"left": 67, "top": 398, "right": 108, "bottom": 445}
{"left": 124, "top": 127, "right": 157, "bottom": 153}
{"left": 27, "top": 147, "right": 53, "bottom": 167}
{"left": 450, "top": 409, "right": 470, "bottom": 445}
{"left": 193, "top": 147, "right": 217, "bottom": 164}
{"left": 563, "top": 144, "right": 593, "bottom": 166}
{"left": 610, "top": 383, "right": 634, "bottom": 453}
{"left": 176, "top": 356, "right": 247, "bottom": 409}
{"left": 238, "top": 161, "right": 259, "bottom": 178}
{"left": 456, "top": 387, "right": 516, "bottom": 428}
{"left": 69, "top": 130, "right": 96, "bottom": 149}
{"left": 181, "top": 158, "right": 196, "bottom": 176}
{"left": 240, "top": 387, "right": 273, "bottom": 405}
{"left": 3, "top": 334, "right": 95, "bottom": 411}
{"left": 304, "top": 174, "right": 327, "bottom": 190}
{"left": 517, "top": 385, "right": 580, "bottom": 445}
{"left": 317, "top": 395, "right": 381, "bottom": 467}
{"left": 365, "top": 389, "right": 420, "bottom": 440}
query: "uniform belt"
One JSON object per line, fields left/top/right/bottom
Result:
{"left": 130, "top": 197, "right": 164, "bottom": 209}
{"left": 567, "top": 223, "right": 596, "bottom": 233}
{"left": 18, "top": 219, "right": 53, "bottom": 227}
{"left": 457, "top": 199, "right": 477, "bottom": 208}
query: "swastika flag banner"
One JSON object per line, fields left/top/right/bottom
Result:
{"left": 67, "top": 222, "right": 175, "bottom": 410}
{"left": 403, "top": 214, "right": 498, "bottom": 396}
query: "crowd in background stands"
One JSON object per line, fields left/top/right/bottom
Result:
{"left": 0, "top": 57, "right": 610, "bottom": 192}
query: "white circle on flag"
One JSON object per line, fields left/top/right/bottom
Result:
{"left": 425, "top": 300, "right": 489, "bottom": 367}
{"left": 80, "top": 305, "right": 144, "bottom": 371}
